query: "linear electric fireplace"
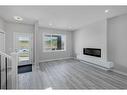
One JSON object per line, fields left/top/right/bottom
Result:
{"left": 83, "top": 48, "right": 101, "bottom": 57}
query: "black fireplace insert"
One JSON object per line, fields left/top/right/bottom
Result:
{"left": 83, "top": 48, "right": 101, "bottom": 57}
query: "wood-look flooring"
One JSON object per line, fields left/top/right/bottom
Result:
{"left": 17, "top": 59, "right": 127, "bottom": 89}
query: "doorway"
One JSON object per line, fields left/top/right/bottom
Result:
{"left": 14, "top": 32, "right": 33, "bottom": 73}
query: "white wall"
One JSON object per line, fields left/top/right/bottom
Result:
{"left": 0, "top": 17, "right": 5, "bottom": 30}
{"left": 0, "top": 17, "right": 5, "bottom": 52}
{"left": 5, "top": 22, "right": 34, "bottom": 55}
{"left": 107, "top": 14, "right": 127, "bottom": 74}
{"left": 5, "top": 22, "right": 73, "bottom": 62}
{"left": 38, "top": 27, "right": 73, "bottom": 62}
{"left": 73, "top": 19, "right": 108, "bottom": 67}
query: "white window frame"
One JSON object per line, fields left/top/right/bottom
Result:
{"left": 43, "top": 33, "right": 66, "bottom": 52}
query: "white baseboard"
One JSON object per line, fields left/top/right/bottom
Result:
{"left": 39, "top": 57, "right": 74, "bottom": 63}
{"left": 113, "top": 69, "right": 127, "bottom": 76}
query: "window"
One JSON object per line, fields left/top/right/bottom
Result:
{"left": 43, "top": 34, "right": 66, "bottom": 52}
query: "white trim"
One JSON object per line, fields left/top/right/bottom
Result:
{"left": 39, "top": 57, "right": 74, "bottom": 63}
{"left": 113, "top": 69, "right": 127, "bottom": 77}
{"left": 43, "top": 49, "right": 66, "bottom": 52}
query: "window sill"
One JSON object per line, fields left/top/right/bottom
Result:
{"left": 43, "top": 50, "right": 66, "bottom": 52}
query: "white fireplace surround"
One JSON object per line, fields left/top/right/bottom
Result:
{"left": 77, "top": 54, "right": 113, "bottom": 69}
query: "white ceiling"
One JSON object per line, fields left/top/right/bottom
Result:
{"left": 0, "top": 6, "right": 127, "bottom": 30}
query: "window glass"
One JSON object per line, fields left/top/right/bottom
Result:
{"left": 43, "top": 34, "right": 66, "bottom": 52}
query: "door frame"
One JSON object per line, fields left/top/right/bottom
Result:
{"left": 13, "top": 32, "right": 33, "bottom": 65}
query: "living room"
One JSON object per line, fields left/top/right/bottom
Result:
{"left": 0, "top": 5, "right": 127, "bottom": 91}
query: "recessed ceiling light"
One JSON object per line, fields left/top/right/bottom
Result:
{"left": 14, "top": 16, "right": 23, "bottom": 21}
{"left": 105, "top": 9, "right": 109, "bottom": 13}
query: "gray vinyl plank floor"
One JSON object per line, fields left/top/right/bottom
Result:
{"left": 17, "top": 59, "right": 127, "bottom": 89}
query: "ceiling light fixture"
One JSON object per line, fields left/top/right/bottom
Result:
{"left": 105, "top": 9, "right": 109, "bottom": 13}
{"left": 14, "top": 16, "right": 23, "bottom": 21}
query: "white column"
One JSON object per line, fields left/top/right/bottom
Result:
{"left": 34, "top": 20, "right": 39, "bottom": 68}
